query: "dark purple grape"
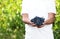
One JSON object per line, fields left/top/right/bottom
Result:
{"left": 31, "top": 16, "right": 45, "bottom": 26}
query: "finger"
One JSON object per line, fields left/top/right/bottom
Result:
{"left": 32, "top": 23, "right": 38, "bottom": 27}
{"left": 31, "top": 22, "right": 35, "bottom": 24}
{"left": 28, "top": 22, "right": 36, "bottom": 27}
{"left": 32, "top": 24, "right": 36, "bottom": 26}
{"left": 32, "top": 24, "right": 37, "bottom": 27}
{"left": 37, "top": 26, "right": 42, "bottom": 28}
{"left": 30, "top": 22, "right": 36, "bottom": 26}
{"left": 28, "top": 22, "right": 33, "bottom": 25}
{"left": 37, "top": 25, "right": 44, "bottom": 28}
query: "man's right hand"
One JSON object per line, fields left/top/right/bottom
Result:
{"left": 22, "top": 19, "right": 36, "bottom": 27}
{"left": 22, "top": 13, "right": 36, "bottom": 27}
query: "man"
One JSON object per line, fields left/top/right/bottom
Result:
{"left": 21, "top": 0, "right": 56, "bottom": 39}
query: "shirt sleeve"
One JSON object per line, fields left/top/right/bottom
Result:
{"left": 48, "top": 0, "right": 56, "bottom": 14}
{"left": 21, "top": 0, "right": 29, "bottom": 15}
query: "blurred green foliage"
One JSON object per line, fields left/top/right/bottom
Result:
{"left": 0, "top": 0, "right": 25, "bottom": 39}
{"left": 53, "top": 0, "right": 60, "bottom": 39}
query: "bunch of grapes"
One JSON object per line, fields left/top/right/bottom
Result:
{"left": 31, "top": 16, "right": 45, "bottom": 26}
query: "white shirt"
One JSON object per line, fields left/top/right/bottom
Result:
{"left": 21, "top": 0, "right": 56, "bottom": 39}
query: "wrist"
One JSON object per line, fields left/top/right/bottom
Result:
{"left": 42, "top": 21, "right": 47, "bottom": 25}
{"left": 23, "top": 19, "right": 31, "bottom": 24}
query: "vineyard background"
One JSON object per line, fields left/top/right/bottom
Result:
{"left": 0, "top": 0, "right": 60, "bottom": 39}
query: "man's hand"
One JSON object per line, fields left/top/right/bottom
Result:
{"left": 23, "top": 19, "right": 36, "bottom": 27}
{"left": 37, "top": 24, "right": 45, "bottom": 28}
{"left": 22, "top": 13, "right": 36, "bottom": 27}
{"left": 36, "top": 13, "right": 56, "bottom": 28}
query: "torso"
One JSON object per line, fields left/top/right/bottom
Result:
{"left": 22, "top": 0, "right": 51, "bottom": 20}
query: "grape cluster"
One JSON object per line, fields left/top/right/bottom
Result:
{"left": 31, "top": 16, "right": 45, "bottom": 26}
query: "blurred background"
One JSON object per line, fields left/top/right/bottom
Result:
{"left": 0, "top": 0, "right": 60, "bottom": 39}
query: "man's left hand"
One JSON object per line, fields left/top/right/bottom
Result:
{"left": 37, "top": 24, "right": 45, "bottom": 28}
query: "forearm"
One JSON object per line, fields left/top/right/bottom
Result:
{"left": 22, "top": 18, "right": 31, "bottom": 24}
{"left": 22, "top": 13, "right": 31, "bottom": 24}
{"left": 43, "top": 13, "right": 55, "bottom": 25}
{"left": 43, "top": 18, "right": 55, "bottom": 25}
